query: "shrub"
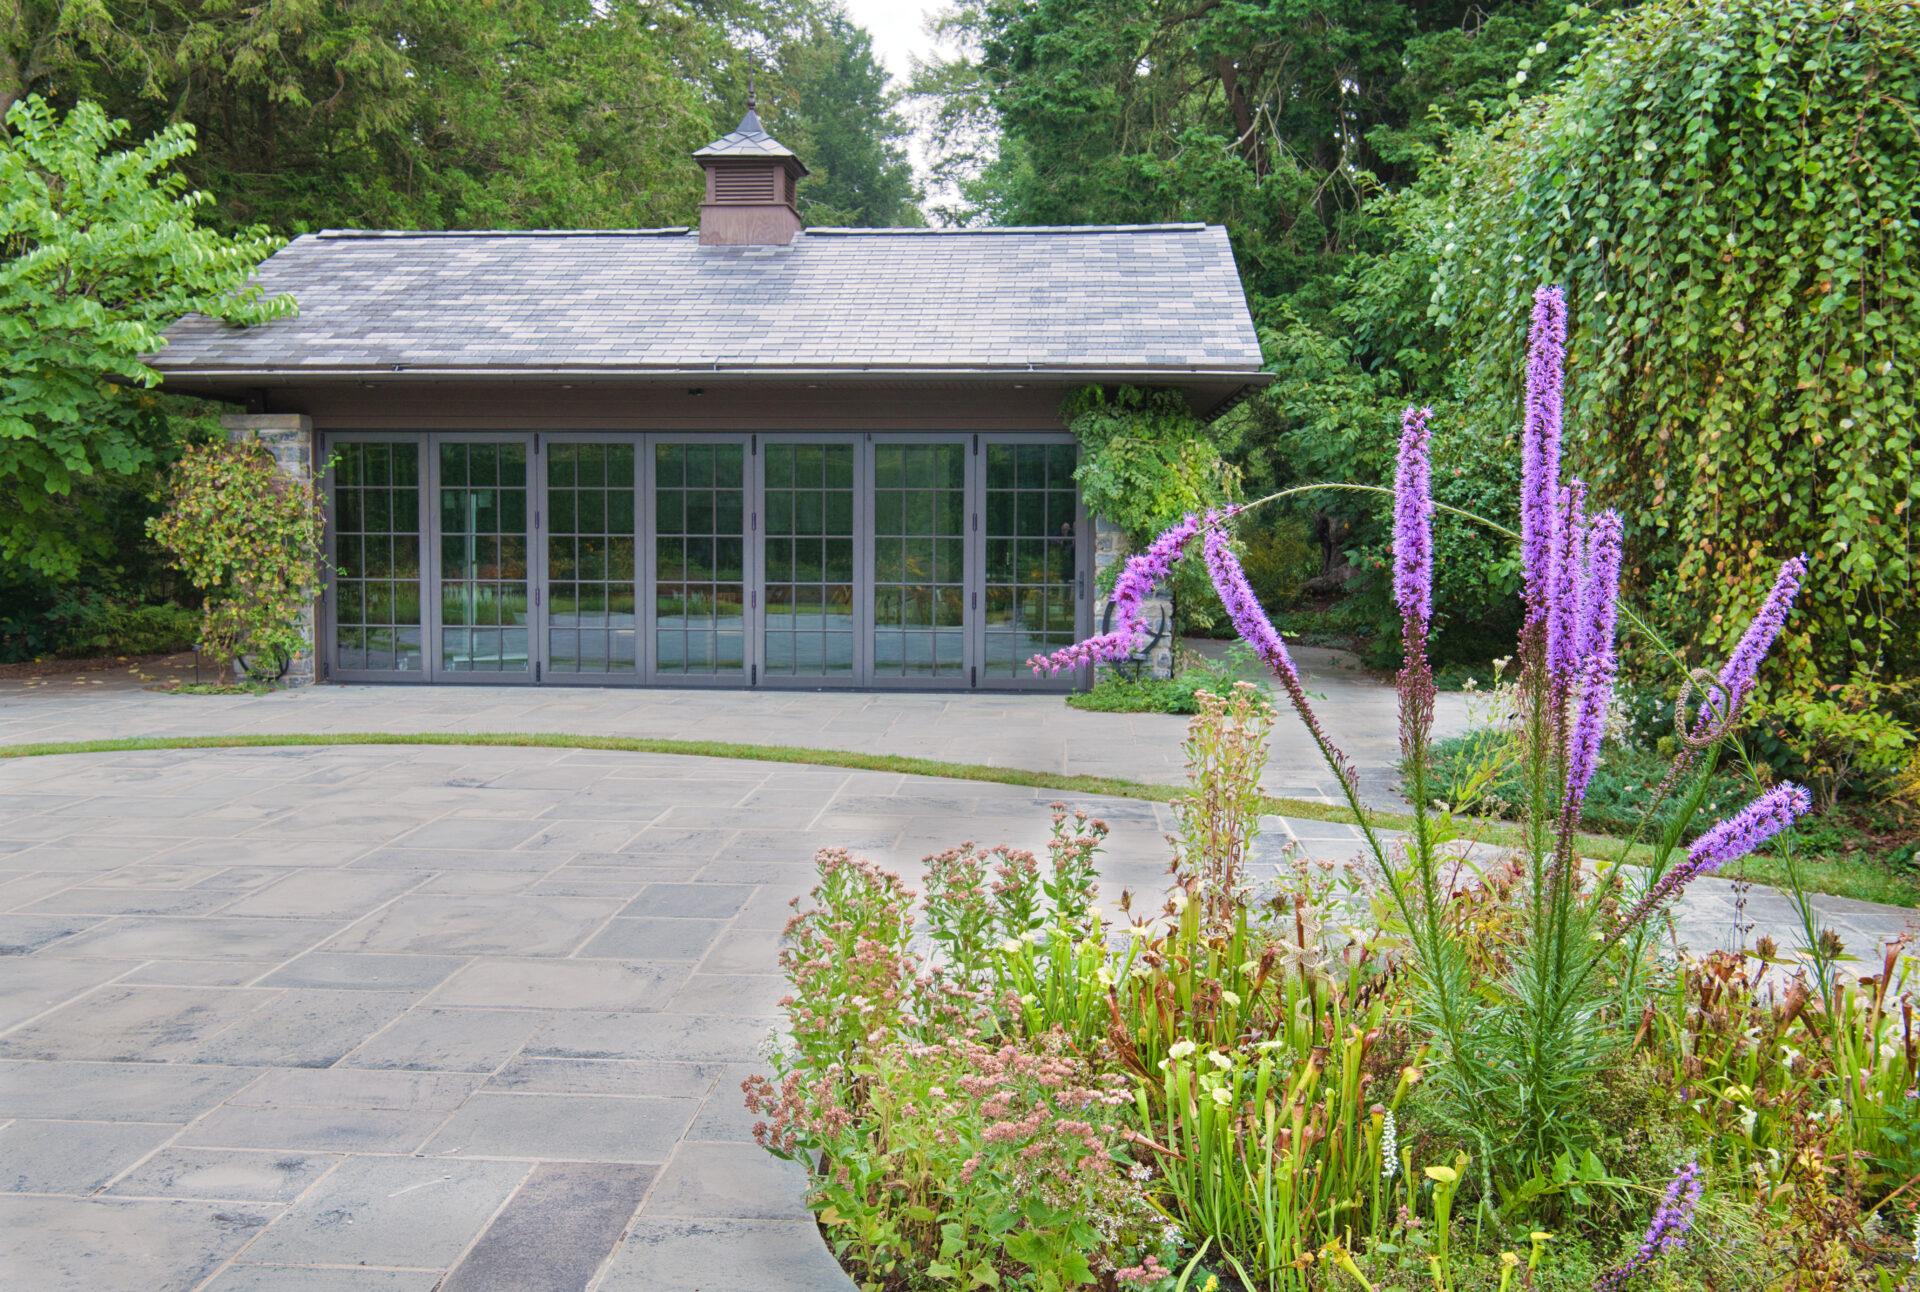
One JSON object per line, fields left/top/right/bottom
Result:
{"left": 0, "top": 593, "right": 197, "bottom": 661}
{"left": 148, "top": 439, "right": 325, "bottom": 678}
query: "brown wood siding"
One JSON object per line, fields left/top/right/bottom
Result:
{"left": 270, "top": 381, "right": 1086, "bottom": 432}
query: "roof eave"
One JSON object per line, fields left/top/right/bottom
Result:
{"left": 152, "top": 364, "right": 1272, "bottom": 418}
{"left": 151, "top": 363, "right": 1273, "bottom": 384}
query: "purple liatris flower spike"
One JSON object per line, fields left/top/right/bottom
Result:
{"left": 1203, "top": 517, "right": 1303, "bottom": 692}
{"left": 1703, "top": 554, "right": 1809, "bottom": 725}
{"left": 1547, "top": 480, "right": 1586, "bottom": 683}
{"left": 1202, "top": 517, "right": 1363, "bottom": 795}
{"left": 1611, "top": 783, "right": 1813, "bottom": 939}
{"left": 1522, "top": 285, "right": 1567, "bottom": 617}
{"left": 1565, "top": 653, "right": 1615, "bottom": 809}
{"left": 1027, "top": 512, "right": 1208, "bottom": 675}
{"left": 1393, "top": 406, "right": 1435, "bottom": 627}
{"left": 1582, "top": 510, "right": 1624, "bottom": 671}
{"left": 1597, "top": 1160, "right": 1704, "bottom": 1290}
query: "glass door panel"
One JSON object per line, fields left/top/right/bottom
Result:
{"left": 546, "top": 442, "right": 638, "bottom": 676}
{"left": 653, "top": 441, "right": 747, "bottom": 678}
{"left": 762, "top": 441, "right": 857, "bottom": 680}
{"left": 437, "top": 439, "right": 531, "bottom": 675}
{"left": 871, "top": 442, "right": 967, "bottom": 681}
{"left": 983, "top": 442, "right": 1080, "bottom": 678}
{"left": 331, "top": 441, "right": 424, "bottom": 674}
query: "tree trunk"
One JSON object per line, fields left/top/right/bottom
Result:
{"left": 1216, "top": 55, "right": 1265, "bottom": 176}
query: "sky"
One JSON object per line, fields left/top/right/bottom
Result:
{"left": 838, "top": 0, "right": 948, "bottom": 85}
{"left": 836, "top": 0, "right": 954, "bottom": 213}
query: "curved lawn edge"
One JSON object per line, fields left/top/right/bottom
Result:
{"left": 2, "top": 730, "right": 1909, "bottom": 908}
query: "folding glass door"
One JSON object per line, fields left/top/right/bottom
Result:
{"left": 321, "top": 431, "right": 1085, "bottom": 689}
{"left": 758, "top": 438, "right": 860, "bottom": 684}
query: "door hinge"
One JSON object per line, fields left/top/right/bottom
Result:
{"left": 535, "top": 662, "right": 542, "bottom": 682}
{"left": 750, "top": 590, "right": 758, "bottom": 609}
{"left": 751, "top": 663, "right": 758, "bottom": 685}
{"left": 751, "top": 511, "right": 757, "bottom": 532}
{"left": 970, "top": 666, "right": 977, "bottom": 688}
{"left": 971, "top": 590, "right": 977, "bottom": 609}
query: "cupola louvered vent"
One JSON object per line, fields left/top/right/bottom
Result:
{"left": 712, "top": 166, "right": 777, "bottom": 204}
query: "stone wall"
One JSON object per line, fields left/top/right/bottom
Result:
{"left": 220, "top": 413, "right": 319, "bottom": 687}
{"left": 1091, "top": 515, "right": 1174, "bottom": 681}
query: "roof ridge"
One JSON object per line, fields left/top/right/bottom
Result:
{"left": 306, "top": 223, "right": 1216, "bottom": 242}
{"left": 803, "top": 223, "right": 1211, "bottom": 236}
{"left": 313, "top": 228, "right": 693, "bottom": 239}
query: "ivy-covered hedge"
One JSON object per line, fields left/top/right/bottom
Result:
{"left": 1432, "top": 0, "right": 1919, "bottom": 764}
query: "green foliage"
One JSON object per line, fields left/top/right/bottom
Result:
{"left": 1433, "top": 0, "right": 1920, "bottom": 753}
{"left": 148, "top": 439, "right": 325, "bottom": 676}
{"left": 778, "top": 12, "right": 920, "bottom": 227}
{"left": 1066, "top": 386, "right": 1238, "bottom": 548}
{"left": 1065, "top": 653, "right": 1244, "bottom": 715}
{"left": 0, "top": 96, "right": 290, "bottom": 581}
{"left": 0, "top": 592, "right": 196, "bottom": 663}
{"left": 7, "top": 1, "right": 918, "bottom": 233}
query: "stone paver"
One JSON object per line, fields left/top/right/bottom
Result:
{"left": 0, "top": 643, "right": 1465, "bottom": 807}
{"left": 0, "top": 735, "right": 1911, "bottom": 1290}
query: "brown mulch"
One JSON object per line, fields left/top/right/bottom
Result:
{"left": 0, "top": 650, "right": 202, "bottom": 685}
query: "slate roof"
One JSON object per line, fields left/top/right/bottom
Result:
{"left": 152, "top": 224, "right": 1266, "bottom": 380}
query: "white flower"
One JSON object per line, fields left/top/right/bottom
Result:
{"left": 1168, "top": 1040, "right": 1197, "bottom": 1061}
{"left": 1208, "top": 1051, "right": 1233, "bottom": 1071}
{"left": 1210, "top": 1086, "right": 1232, "bottom": 1107}
{"left": 999, "top": 938, "right": 1022, "bottom": 954}
{"left": 1380, "top": 1111, "right": 1399, "bottom": 1180}
{"left": 1911, "top": 1210, "right": 1919, "bottom": 1263}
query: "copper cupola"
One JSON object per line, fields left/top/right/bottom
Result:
{"left": 693, "top": 85, "right": 809, "bottom": 246}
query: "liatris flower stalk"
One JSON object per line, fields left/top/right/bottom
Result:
{"left": 1202, "top": 517, "right": 1363, "bottom": 798}
{"left": 1393, "top": 406, "right": 1434, "bottom": 629}
{"left": 1564, "top": 511, "right": 1624, "bottom": 807}
{"left": 1521, "top": 285, "right": 1567, "bottom": 618}
{"left": 1596, "top": 1160, "right": 1703, "bottom": 1290}
{"left": 1547, "top": 480, "right": 1587, "bottom": 684}
{"left": 1608, "top": 783, "right": 1813, "bottom": 943}
{"left": 1581, "top": 509, "right": 1624, "bottom": 671}
{"left": 1027, "top": 512, "right": 1207, "bottom": 675}
{"left": 1702, "top": 554, "right": 1809, "bottom": 725}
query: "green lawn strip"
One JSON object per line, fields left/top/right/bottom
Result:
{"left": 3, "top": 730, "right": 1910, "bottom": 908}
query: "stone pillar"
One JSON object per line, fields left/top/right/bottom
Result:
{"left": 1091, "top": 514, "right": 1175, "bottom": 681}
{"left": 220, "top": 413, "right": 319, "bottom": 687}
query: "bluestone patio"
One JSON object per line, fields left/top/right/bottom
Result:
{"left": 0, "top": 680, "right": 1909, "bottom": 1289}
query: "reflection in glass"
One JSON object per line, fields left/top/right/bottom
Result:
{"left": 984, "top": 442, "right": 1078, "bottom": 676}
{"left": 438, "top": 441, "right": 531, "bottom": 673}
{"left": 332, "top": 441, "right": 424, "bottom": 672}
{"left": 655, "top": 442, "right": 746, "bottom": 675}
{"left": 763, "top": 442, "right": 856, "bottom": 677}
{"left": 547, "top": 442, "right": 637, "bottom": 673}
{"left": 872, "top": 442, "right": 967, "bottom": 678}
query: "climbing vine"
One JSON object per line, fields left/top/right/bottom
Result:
{"left": 148, "top": 439, "right": 325, "bottom": 678}
{"left": 1432, "top": 0, "right": 1920, "bottom": 771}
